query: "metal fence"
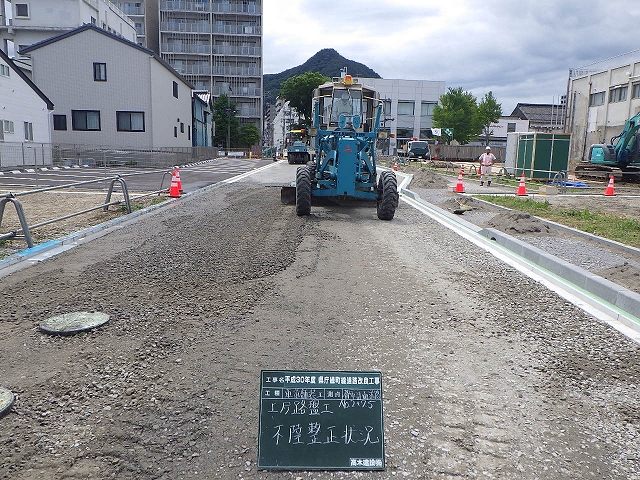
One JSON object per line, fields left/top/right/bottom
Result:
{"left": 0, "top": 142, "right": 53, "bottom": 168}
{"left": 429, "top": 144, "right": 507, "bottom": 162}
{"left": 0, "top": 143, "right": 220, "bottom": 170}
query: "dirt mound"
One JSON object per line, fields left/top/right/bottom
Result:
{"left": 404, "top": 166, "right": 450, "bottom": 189}
{"left": 487, "top": 211, "right": 552, "bottom": 235}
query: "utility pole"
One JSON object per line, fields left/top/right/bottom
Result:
{"left": 224, "top": 105, "right": 235, "bottom": 155}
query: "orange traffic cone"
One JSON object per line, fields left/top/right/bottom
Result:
{"left": 454, "top": 169, "right": 465, "bottom": 193}
{"left": 174, "top": 166, "right": 183, "bottom": 192}
{"left": 169, "top": 172, "right": 181, "bottom": 198}
{"left": 516, "top": 173, "right": 528, "bottom": 196}
{"left": 604, "top": 175, "right": 615, "bottom": 196}
{"left": 393, "top": 160, "right": 398, "bottom": 171}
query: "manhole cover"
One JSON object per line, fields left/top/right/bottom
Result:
{"left": 39, "top": 312, "right": 110, "bottom": 336}
{"left": 0, "top": 387, "right": 15, "bottom": 418}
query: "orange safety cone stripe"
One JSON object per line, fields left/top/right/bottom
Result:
{"left": 454, "top": 170, "right": 465, "bottom": 193}
{"left": 604, "top": 175, "right": 615, "bottom": 196}
{"left": 516, "top": 174, "right": 527, "bottom": 196}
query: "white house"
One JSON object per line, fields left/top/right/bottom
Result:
{"left": 20, "top": 23, "right": 195, "bottom": 149}
{"left": 0, "top": 47, "right": 53, "bottom": 167}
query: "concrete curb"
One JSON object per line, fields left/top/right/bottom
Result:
{"left": 479, "top": 227, "right": 640, "bottom": 332}
{"left": 400, "top": 184, "right": 640, "bottom": 334}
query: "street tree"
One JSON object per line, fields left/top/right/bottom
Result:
{"left": 432, "top": 87, "right": 479, "bottom": 145}
{"left": 213, "top": 94, "right": 240, "bottom": 150}
{"left": 238, "top": 123, "right": 261, "bottom": 148}
{"left": 279, "top": 72, "right": 331, "bottom": 124}
{"left": 477, "top": 91, "right": 503, "bottom": 146}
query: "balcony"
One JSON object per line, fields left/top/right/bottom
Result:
{"left": 160, "top": 22, "right": 212, "bottom": 33}
{"left": 172, "top": 64, "right": 261, "bottom": 77}
{"left": 121, "top": 6, "right": 145, "bottom": 15}
{"left": 212, "top": 45, "right": 260, "bottom": 56}
{"left": 162, "top": 43, "right": 212, "bottom": 54}
{"left": 213, "top": 24, "right": 261, "bottom": 35}
{"left": 211, "top": 85, "right": 262, "bottom": 97}
{"left": 160, "top": 1, "right": 261, "bottom": 15}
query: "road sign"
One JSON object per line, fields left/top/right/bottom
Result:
{"left": 258, "top": 370, "right": 385, "bottom": 470}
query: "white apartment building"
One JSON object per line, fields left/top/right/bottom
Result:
{"left": 272, "top": 99, "right": 299, "bottom": 154}
{"left": 0, "top": 47, "right": 53, "bottom": 166}
{"left": 566, "top": 49, "right": 640, "bottom": 164}
{"left": 0, "top": 0, "right": 136, "bottom": 61}
{"left": 21, "top": 24, "right": 194, "bottom": 149}
{"left": 115, "top": 0, "right": 159, "bottom": 50}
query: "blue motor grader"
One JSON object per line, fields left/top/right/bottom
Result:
{"left": 281, "top": 72, "right": 398, "bottom": 220}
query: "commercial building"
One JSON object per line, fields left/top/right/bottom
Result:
{"left": 360, "top": 78, "right": 446, "bottom": 155}
{"left": 566, "top": 49, "right": 640, "bottom": 165}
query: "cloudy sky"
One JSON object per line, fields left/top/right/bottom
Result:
{"left": 263, "top": 0, "right": 640, "bottom": 114}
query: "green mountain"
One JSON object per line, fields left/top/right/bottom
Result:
{"left": 263, "top": 48, "right": 381, "bottom": 105}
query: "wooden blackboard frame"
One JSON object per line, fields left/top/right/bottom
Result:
{"left": 257, "top": 370, "right": 385, "bottom": 470}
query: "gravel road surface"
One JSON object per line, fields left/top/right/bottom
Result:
{"left": 0, "top": 163, "right": 639, "bottom": 479}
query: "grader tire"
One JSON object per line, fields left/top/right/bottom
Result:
{"left": 377, "top": 171, "right": 399, "bottom": 220}
{"left": 295, "top": 165, "right": 312, "bottom": 216}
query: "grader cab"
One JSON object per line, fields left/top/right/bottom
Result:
{"left": 282, "top": 71, "right": 398, "bottom": 220}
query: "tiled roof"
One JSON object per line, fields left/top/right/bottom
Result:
{"left": 510, "top": 103, "right": 565, "bottom": 125}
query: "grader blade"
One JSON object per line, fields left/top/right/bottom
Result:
{"left": 280, "top": 184, "right": 296, "bottom": 205}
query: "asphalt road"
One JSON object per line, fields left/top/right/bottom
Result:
{"left": 0, "top": 157, "right": 273, "bottom": 193}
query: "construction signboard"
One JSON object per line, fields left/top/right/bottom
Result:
{"left": 257, "top": 370, "right": 385, "bottom": 470}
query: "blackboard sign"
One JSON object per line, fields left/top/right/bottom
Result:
{"left": 257, "top": 370, "right": 385, "bottom": 470}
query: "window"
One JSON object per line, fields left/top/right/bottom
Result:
{"left": 15, "top": 3, "right": 29, "bottom": 18}
{"left": 396, "top": 128, "right": 412, "bottom": 139}
{"left": 420, "top": 102, "right": 437, "bottom": 116}
{"left": 116, "top": 111, "right": 145, "bottom": 132}
{"left": 93, "top": 62, "right": 107, "bottom": 81}
{"left": 507, "top": 122, "right": 516, "bottom": 133}
{"left": 72, "top": 110, "right": 101, "bottom": 131}
{"left": 173, "top": 81, "right": 179, "bottom": 98}
{"left": 589, "top": 91, "right": 605, "bottom": 106}
{"left": 180, "top": 122, "right": 184, "bottom": 133}
{"left": 383, "top": 100, "right": 391, "bottom": 115}
{"left": 188, "top": 125, "right": 191, "bottom": 141}
{"left": 397, "top": 101, "right": 415, "bottom": 115}
{"left": 609, "top": 86, "right": 628, "bottom": 103}
{"left": 174, "top": 126, "right": 178, "bottom": 137}
{"left": 632, "top": 83, "right": 640, "bottom": 99}
{"left": 2, "top": 120, "right": 15, "bottom": 133}
{"left": 53, "top": 115, "right": 67, "bottom": 131}
{"left": 0, "top": 64, "right": 9, "bottom": 77}
{"left": 91, "top": 16, "right": 96, "bottom": 25}
{"left": 24, "top": 122, "right": 33, "bottom": 141}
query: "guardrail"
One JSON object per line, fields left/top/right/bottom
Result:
{"left": 0, "top": 170, "right": 170, "bottom": 249}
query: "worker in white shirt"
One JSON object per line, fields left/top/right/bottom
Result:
{"left": 479, "top": 146, "right": 496, "bottom": 186}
